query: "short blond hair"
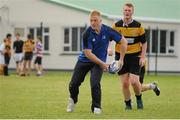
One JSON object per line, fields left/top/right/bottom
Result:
{"left": 124, "top": 3, "right": 134, "bottom": 10}
{"left": 90, "top": 10, "right": 101, "bottom": 17}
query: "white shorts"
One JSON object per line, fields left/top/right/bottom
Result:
{"left": 14, "top": 53, "right": 23, "bottom": 63}
{"left": 0, "top": 55, "right": 4, "bottom": 64}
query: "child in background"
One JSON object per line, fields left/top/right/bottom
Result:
{"left": 21, "top": 34, "right": 35, "bottom": 76}
{"left": 34, "top": 36, "right": 43, "bottom": 76}
{"left": 0, "top": 42, "right": 5, "bottom": 75}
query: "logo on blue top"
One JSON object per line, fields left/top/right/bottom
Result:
{"left": 102, "top": 35, "right": 106, "bottom": 39}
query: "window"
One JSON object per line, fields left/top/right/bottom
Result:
{"left": 72, "top": 27, "right": 78, "bottom": 51}
{"left": 160, "top": 30, "right": 166, "bottom": 53}
{"left": 28, "top": 27, "right": 50, "bottom": 52}
{"left": 145, "top": 29, "right": 150, "bottom": 53}
{"left": 63, "top": 27, "right": 86, "bottom": 53}
{"left": 151, "top": 30, "right": 158, "bottom": 53}
{"left": 145, "top": 28, "right": 176, "bottom": 55}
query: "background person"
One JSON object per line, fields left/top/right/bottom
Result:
{"left": 3, "top": 33, "right": 12, "bottom": 76}
{"left": 21, "top": 34, "right": 35, "bottom": 76}
{"left": 13, "top": 33, "right": 24, "bottom": 75}
{"left": 0, "top": 42, "right": 5, "bottom": 75}
{"left": 34, "top": 36, "right": 43, "bottom": 76}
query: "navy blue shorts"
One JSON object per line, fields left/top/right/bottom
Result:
{"left": 24, "top": 52, "right": 33, "bottom": 60}
{"left": 115, "top": 52, "right": 141, "bottom": 75}
{"left": 34, "top": 57, "right": 42, "bottom": 65}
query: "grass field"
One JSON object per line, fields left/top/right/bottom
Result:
{"left": 0, "top": 71, "right": 180, "bottom": 119}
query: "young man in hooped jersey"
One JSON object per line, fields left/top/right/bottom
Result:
{"left": 112, "top": 3, "right": 160, "bottom": 110}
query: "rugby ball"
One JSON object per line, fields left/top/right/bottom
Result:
{"left": 108, "top": 61, "right": 120, "bottom": 74}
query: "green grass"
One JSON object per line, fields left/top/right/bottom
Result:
{"left": 0, "top": 71, "right": 180, "bottom": 119}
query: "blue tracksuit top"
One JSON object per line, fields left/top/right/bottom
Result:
{"left": 78, "top": 24, "right": 122, "bottom": 62}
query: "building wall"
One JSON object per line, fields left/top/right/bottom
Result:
{"left": 0, "top": 0, "right": 111, "bottom": 70}
{"left": 143, "top": 22, "right": 180, "bottom": 72}
{"left": 0, "top": 0, "right": 180, "bottom": 72}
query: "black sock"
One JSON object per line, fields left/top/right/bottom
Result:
{"left": 136, "top": 94, "right": 142, "bottom": 101}
{"left": 4, "top": 66, "right": 8, "bottom": 76}
{"left": 125, "top": 99, "right": 131, "bottom": 106}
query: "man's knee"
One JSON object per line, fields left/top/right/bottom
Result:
{"left": 91, "top": 82, "right": 101, "bottom": 91}
{"left": 122, "top": 81, "right": 129, "bottom": 89}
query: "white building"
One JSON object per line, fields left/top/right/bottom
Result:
{"left": 0, "top": 0, "right": 180, "bottom": 73}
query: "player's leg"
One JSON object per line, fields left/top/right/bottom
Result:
{"left": 21, "top": 60, "right": 27, "bottom": 76}
{"left": 90, "top": 64, "right": 103, "bottom": 114}
{"left": 139, "top": 66, "right": 145, "bottom": 84}
{"left": 67, "top": 61, "right": 92, "bottom": 112}
{"left": 34, "top": 57, "right": 38, "bottom": 75}
{"left": 27, "top": 60, "right": 31, "bottom": 76}
{"left": 121, "top": 73, "right": 132, "bottom": 109}
{"left": 16, "top": 61, "right": 20, "bottom": 75}
{"left": 17, "top": 54, "right": 22, "bottom": 75}
{"left": 142, "top": 82, "right": 160, "bottom": 96}
{"left": 118, "top": 55, "right": 132, "bottom": 110}
{"left": 14, "top": 53, "right": 21, "bottom": 75}
{"left": 27, "top": 52, "right": 33, "bottom": 76}
{"left": 4, "top": 53, "right": 10, "bottom": 76}
{"left": 129, "top": 56, "right": 143, "bottom": 109}
{"left": 37, "top": 57, "right": 42, "bottom": 76}
{"left": 140, "top": 66, "right": 151, "bottom": 91}
{"left": 18, "top": 54, "right": 24, "bottom": 75}
{"left": 140, "top": 66, "right": 160, "bottom": 96}
{"left": 21, "top": 53, "right": 28, "bottom": 76}
{"left": 129, "top": 73, "right": 143, "bottom": 109}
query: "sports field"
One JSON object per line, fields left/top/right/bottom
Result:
{"left": 0, "top": 71, "right": 180, "bottom": 119}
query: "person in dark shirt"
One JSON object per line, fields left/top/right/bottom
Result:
{"left": 13, "top": 33, "right": 24, "bottom": 75}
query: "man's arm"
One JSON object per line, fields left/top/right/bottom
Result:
{"left": 140, "top": 41, "right": 147, "bottom": 67}
{"left": 118, "top": 36, "right": 127, "bottom": 68}
{"left": 119, "top": 36, "right": 127, "bottom": 61}
{"left": 107, "top": 41, "right": 114, "bottom": 56}
{"left": 84, "top": 49, "right": 109, "bottom": 70}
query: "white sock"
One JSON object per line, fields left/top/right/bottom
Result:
{"left": 149, "top": 83, "right": 156, "bottom": 89}
{"left": 37, "top": 71, "right": 41, "bottom": 74}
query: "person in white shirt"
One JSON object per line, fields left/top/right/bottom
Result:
{"left": 0, "top": 42, "right": 5, "bottom": 75}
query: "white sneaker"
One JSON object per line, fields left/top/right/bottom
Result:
{"left": 93, "top": 107, "right": 101, "bottom": 115}
{"left": 66, "top": 98, "right": 75, "bottom": 112}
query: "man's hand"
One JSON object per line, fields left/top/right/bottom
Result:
{"left": 84, "top": 49, "right": 109, "bottom": 71}
{"left": 118, "top": 59, "right": 124, "bottom": 70}
{"left": 101, "top": 62, "right": 109, "bottom": 71}
{"left": 139, "top": 57, "right": 145, "bottom": 67}
{"left": 107, "top": 48, "right": 113, "bottom": 56}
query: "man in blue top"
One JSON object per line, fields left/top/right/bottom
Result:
{"left": 66, "top": 10, "right": 127, "bottom": 114}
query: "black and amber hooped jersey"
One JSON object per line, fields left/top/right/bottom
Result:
{"left": 4, "top": 39, "right": 12, "bottom": 55}
{"left": 4, "top": 39, "right": 11, "bottom": 50}
{"left": 23, "top": 39, "right": 35, "bottom": 53}
{"left": 112, "top": 19, "right": 146, "bottom": 55}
